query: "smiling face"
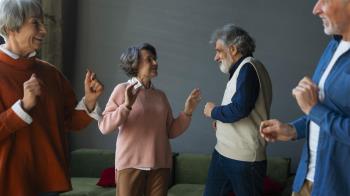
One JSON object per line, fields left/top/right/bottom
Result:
{"left": 6, "top": 17, "right": 47, "bottom": 57}
{"left": 137, "top": 49, "right": 158, "bottom": 80}
{"left": 214, "top": 39, "right": 234, "bottom": 74}
{"left": 313, "top": 0, "right": 350, "bottom": 39}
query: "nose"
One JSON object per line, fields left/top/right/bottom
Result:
{"left": 214, "top": 53, "right": 220, "bottom": 62}
{"left": 153, "top": 58, "right": 158, "bottom": 65}
{"left": 312, "top": 0, "right": 322, "bottom": 16}
{"left": 39, "top": 21, "right": 47, "bottom": 36}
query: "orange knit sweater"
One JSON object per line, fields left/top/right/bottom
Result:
{"left": 0, "top": 51, "right": 92, "bottom": 195}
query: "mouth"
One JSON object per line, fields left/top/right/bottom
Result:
{"left": 34, "top": 37, "right": 45, "bottom": 42}
{"left": 320, "top": 17, "right": 328, "bottom": 24}
{"left": 152, "top": 66, "right": 158, "bottom": 71}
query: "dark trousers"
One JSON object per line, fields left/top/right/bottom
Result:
{"left": 203, "top": 150, "right": 266, "bottom": 196}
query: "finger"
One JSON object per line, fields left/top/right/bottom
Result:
{"left": 189, "top": 88, "right": 200, "bottom": 99}
{"left": 292, "top": 87, "right": 305, "bottom": 97}
{"left": 260, "top": 120, "right": 276, "bottom": 133}
{"left": 260, "top": 121, "right": 268, "bottom": 132}
{"left": 95, "top": 84, "right": 104, "bottom": 92}
{"left": 90, "top": 72, "right": 96, "bottom": 81}
{"left": 302, "top": 76, "right": 313, "bottom": 84}
{"left": 90, "top": 81, "right": 99, "bottom": 89}
{"left": 85, "top": 69, "right": 92, "bottom": 84}
{"left": 34, "top": 77, "right": 45, "bottom": 88}
{"left": 126, "top": 82, "right": 138, "bottom": 93}
{"left": 26, "top": 84, "right": 41, "bottom": 96}
{"left": 34, "top": 87, "right": 41, "bottom": 96}
{"left": 302, "top": 77, "right": 319, "bottom": 89}
{"left": 26, "top": 73, "right": 37, "bottom": 83}
{"left": 299, "top": 82, "right": 314, "bottom": 91}
{"left": 25, "top": 80, "right": 41, "bottom": 91}
{"left": 192, "top": 88, "right": 201, "bottom": 95}
{"left": 134, "top": 87, "right": 141, "bottom": 97}
{"left": 261, "top": 125, "right": 278, "bottom": 136}
{"left": 93, "top": 81, "right": 104, "bottom": 90}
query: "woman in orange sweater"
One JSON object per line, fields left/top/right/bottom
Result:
{"left": 0, "top": 0, "right": 103, "bottom": 195}
{"left": 99, "top": 43, "right": 201, "bottom": 196}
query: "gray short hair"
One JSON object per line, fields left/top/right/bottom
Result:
{"left": 210, "top": 24, "right": 255, "bottom": 56}
{"left": 0, "top": 0, "right": 43, "bottom": 40}
{"left": 120, "top": 43, "right": 157, "bottom": 77}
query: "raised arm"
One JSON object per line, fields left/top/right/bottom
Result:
{"left": 98, "top": 83, "right": 140, "bottom": 134}
{"left": 167, "top": 88, "right": 201, "bottom": 138}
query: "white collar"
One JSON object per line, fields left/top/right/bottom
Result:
{"left": 127, "top": 77, "right": 154, "bottom": 89}
{"left": 0, "top": 44, "right": 36, "bottom": 59}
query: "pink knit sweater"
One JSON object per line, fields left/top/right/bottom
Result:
{"left": 98, "top": 82, "right": 191, "bottom": 170}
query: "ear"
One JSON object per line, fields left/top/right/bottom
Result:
{"left": 4, "top": 27, "right": 15, "bottom": 37}
{"left": 228, "top": 45, "right": 238, "bottom": 57}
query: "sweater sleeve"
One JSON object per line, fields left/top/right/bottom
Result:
{"left": 61, "top": 75, "right": 92, "bottom": 131}
{"left": 0, "top": 101, "right": 29, "bottom": 141}
{"left": 98, "top": 84, "right": 131, "bottom": 134}
{"left": 291, "top": 115, "right": 308, "bottom": 140}
{"left": 308, "top": 102, "right": 350, "bottom": 145}
{"left": 165, "top": 94, "right": 191, "bottom": 139}
{"left": 211, "top": 63, "right": 260, "bottom": 123}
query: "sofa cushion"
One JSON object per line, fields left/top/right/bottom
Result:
{"left": 98, "top": 189, "right": 117, "bottom": 196}
{"left": 168, "top": 184, "right": 205, "bottom": 196}
{"left": 70, "top": 149, "right": 115, "bottom": 178}
{"left": 60, "top": 177, "right": 114, "bottom": 196}
{"left": 173, "top": 153, "right": 211, "bottom": 184}
{"left": 96, "top": 167, "right": 116, "bottom": 187}
{"left": 266, "top": 157, "right": 291, "bottom": 185}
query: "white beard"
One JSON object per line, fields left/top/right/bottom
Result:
{"left": 219, "top": 63, "right": 230, "bottom": 74}
{"left": 219, "top": 55, "right": 233, "bottom": 74}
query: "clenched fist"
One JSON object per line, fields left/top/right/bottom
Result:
{"left": 22, "top": 74, "right": 42, "bottom": 111}
{"left": 84, "top": 69, "right": 104, "bottom": 112}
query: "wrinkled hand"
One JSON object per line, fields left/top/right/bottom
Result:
{"left": 184, "top": 88, "right": 201, "bottom": 116}
{"left": 22, "top": 74, "right": 42, "bottom": 111}
{"left": 84, "top": 69, "right": 104, "bottom": 111}
{"left": 292, "top": 76, "right": 319, "bottom": 115}
{"left": 260, "top": 119, "right": 296, "bottom": 142}
{"left": 203, "top": 102, "right": 215, "bottom": 118}
{"left": 124, "top": 82, "right": 140, "bottom": 109}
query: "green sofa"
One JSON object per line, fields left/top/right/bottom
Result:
{"left": 61, "top": 149, "right": 293, "bottom": 196}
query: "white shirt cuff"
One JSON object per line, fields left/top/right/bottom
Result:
{"left": 11, "top": 100, "right": 33, "bottom": 124}
{"left": 75, "top": 97, "right": 102, "bottom": 121}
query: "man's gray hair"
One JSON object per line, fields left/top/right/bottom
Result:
{"left": 210, "top": 24, "right": 255, "bottom": 56}
{"left": 0, "top": 0, "right": 43, "bottom": 40}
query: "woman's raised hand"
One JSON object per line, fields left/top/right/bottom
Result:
{"left": 124, "top": 82, "right": 140, "bottom": 109}
{"left": 184, "top": 88, "right": 201, "bottom": 116}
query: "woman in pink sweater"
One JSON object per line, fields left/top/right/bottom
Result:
{"left": 98, "top": 43, "right": 201, "bottom": 196}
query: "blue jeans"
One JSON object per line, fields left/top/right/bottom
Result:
{"left": 203, "top": 150, "right": 266, "bottom": 196}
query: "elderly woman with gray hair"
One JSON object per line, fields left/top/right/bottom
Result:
{"left": 0, "top": 0, "right": 103, "bottom": 195}
{"left": 98, "top": 43, "right": 201, "bottom": 196}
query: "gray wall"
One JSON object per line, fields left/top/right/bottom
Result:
{"left": 64, "top": 0, "right": 329, "bottom": 172}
